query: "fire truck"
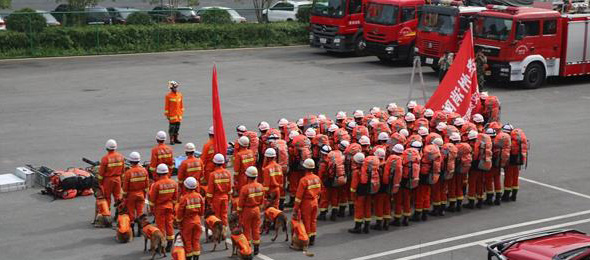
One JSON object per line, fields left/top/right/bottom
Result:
{"left": 362, "top": 0, "right": 425, "bottom": 63}
{"left": 416, "top": 2, "right": 486, "bottom": 69}
{"left": 309, "top": 0, "right": 365, "bottom": 54}
{"left": 474, "top": 5, "right": 590, "bottom": 88}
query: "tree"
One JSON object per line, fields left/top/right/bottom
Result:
{"left": 6, "top": 8, "right": 46, "bottom": 33}
{"left": 251, "top": 0, "right": 272, "bottom": 23}
{"left": 0, "top": 0, "right": 11, "bottom": 9}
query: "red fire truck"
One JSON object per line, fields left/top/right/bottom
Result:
{"left": 309, "top": 0, "right": 365, "bottom": 54}
{"left": 362, "top": 0, "right": 425, "bottom": 63}
{"left": 474, "top": 5, "right": 590, "bottom": 88}
{"left": 416, "top": 3, "right": 486, "bottom": 69}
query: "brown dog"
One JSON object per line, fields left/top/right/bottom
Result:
{"left": 204, "top": 209, "right": 228, "bottom": 251}
{"left": 229, "top": 212, "right": 253, "bottom": 260}
{"left": 92, "top": 187, "right": 112, "bottom": 228}
{"left": 262, "top": 206, "right": 288, "bottom": 242}
{"left": 290, "top": 218, "right": 314, "bottom": 257}
{"left": 138, "top": 214, "right": 167, "bottom": 260}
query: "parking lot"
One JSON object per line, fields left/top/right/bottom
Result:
{"left": 1, "top": 46, "right": 590, "bottom": 260}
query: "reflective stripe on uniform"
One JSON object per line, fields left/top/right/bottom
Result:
{"left": 158, "top": 154, "right": 172, "bottom": 159}
{"left": 307, "top": 183, "right": 320, "bottom": 190}
{"left": 248, "top": 192, "right": 263, "bottom": 198}
{"left": 186, "top": 204, "right": 201, "bottom": 209}
{"left": 269, "top": 171, "right": 282, "bottom": 177}
{"left": 108, "top": 162, "right": 123, "bottom": 167}
{"left": 130, "top": 177, "right": 146, "bottom": 182}
{"left": 159, "top": 189, "right": 175, "bottom": 194}
{"left": 214, "top": 179, "right": 230, "bottom": 183}
{"left": 187, "top": 167, "right": 201, "bottom": 172}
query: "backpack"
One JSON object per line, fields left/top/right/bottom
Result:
{"left": 326, "top": 151, "right": 346, "bottom": 188}
{"left": 474, "top": 134, "right": 492, "bottom": 171}
{"left": 510, "top": 128, "right": 529, "bottom": 167}
{"left": 360, "top": 156, "right": 381, "bottom": 195}
{"left": 402, "top": 149, "right": 420, "bottom": 189}
{"left": 484, "top": 96, "right": 501, "bottom": 123}
{"left": 274, "top": 140, "right": 289, "bottom": 174}
{"left": 384, "top": 156, "right": 401, "bottom": 194}
{"left": 344, "top": 143, "right": 361, "bottom": 180}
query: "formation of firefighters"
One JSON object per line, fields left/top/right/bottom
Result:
{"left": 93, "top": 81, "right": 529, "bottom": 260}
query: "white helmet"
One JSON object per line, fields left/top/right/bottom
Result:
{"left": 370, "top": 107, "right": 381, "bottom": 115}
{"left": 265, "top": 148, "right": 276, "bottom": 158}
{"left": 185, "top": 143, "right": 196, "bottom": 153}
{"left": 328, "top": 124, "right": 339, "bottom": 133}
{"left": 424, "top": 109, "right": 434, "bottom": 118}
{"left": 156, "top": 131, "right": 167, "bottom": 141}
{"left": 238, "top": 136, "right": 250, "bottom": 147}
{"left": 387, "top": 103, "right": 397, "bottom": 112}
{"left": 346, "top": 121, "right": 357, "bottom": 130}
{"left": 392, "top": 144, "right": 404, "bottom": 154}
{"left": 258, "top": 121, "right": 270, "bottom": 131}
{"left": 184, "top": 177, "right": 198, "bottom": 190}
{"left": 449, "top": 132, "right": 461, "bottom": 142}
{"left": 480, "top": 91, "right": 489, "bottom": 99}
{"left": 168, "top": 80, "right": 179, "bottom": 88}
{"left": 296, "top": 118, "right": 304, "bottom": 127}
{"left": 129, "top": 151, "right": 141, "bottom": 162}
{"left": 502, "top": 124, "right": 514, "bottom": 133}
{"left": 268, "top": 134, "right": 279, "bottom": 141}
{"left": 410, "top": 141, "right": 423, "bottom": 148}
{"left": 353, "top": 110, "right": 364, "bottom": 119}
{"left": 289, "top": 131, "right": 300, "bottom": 140}
{"left": 236, "top": 125, "right": 247, "bottom": 133}
{"left": 399, "top": 129, "right": 410, "bottom": 137}
{"left": 213, "top": 153, "right": 225, "bottom": 164}
{"left": 278, "top": 118, "right": 289, "bottom": 127}
{"left": 473, "top": 114, "right": 484, "bottom": 123}
{"left": 336, "top": 111, "right": 347, "bottom": 120}
{"left": 405, "top": 112, "right": 416, "bottom": 122}
{"left": 318, "top": 114, "right": 327, "bottom": 120}
{"left": 374, "top": 148, "right": 386, "bottom": 159}
{"left": 454, "top": 118, "right": 465, "bottom": 126}
{"left": 468, "top": 130, "right": 478, "bottom": 140}
{"left": 436, "top": 122, "right": 447, "bottom": 132}
{"left": 339, "top": 140, "right": 350, "bottom": 149}
{"left": 353, "top": 153, "right": 365, "bottom": 164}
{"left": 245, "top": 166, "right": 258, "bottom": 178}
{"left": 208, "top": 126, "right": 214, "bottom": 135}
{"left": 387, "top": 116, "right": 397, "bottom": 124}
{"left": 432, "top": 138, "right": 444, "bottom": 147}
{"left": 378, "top": 132, "right": 390, "bottom": 141}
{"left": 156, "top": 163, "right": 169, "bottom": 175}
{"left": 418, "top": 126, "right": 429, "bottom": 136}
{"left": 359, "top": 136, "right": 371, "bottom": 146}
{"left": 407, "top": 100, "right": 417, "bottom": 109}
{"left": 485, "top": 128, "right": 497, "bottom": 137}
{"left": 305, "top": 128, "right": 317, "bottom": 138}
{"left": 369, "top": 118, "right": 379, "bottom": 128}
{"left": 303, "top": 159, "right": 315, "bottom": 169}
{"left": 320, "top": 145, "right": 332, "bottom": 154}
{"left": 105, "top": 139, "right": 117, "bottom": 150}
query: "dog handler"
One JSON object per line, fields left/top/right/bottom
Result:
{"left": 237, "top": 166, "right": 265, "bottom": 255}
{"left": 176, "top": 177, "right": 204, "bottom": 260}
{"left": 149, "top": 163, "right": 179, "bottom": 252}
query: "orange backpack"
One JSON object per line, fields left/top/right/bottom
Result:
{"left": 510, "top": 129, "right": 528, "bottom": 167}
{"left": 484, "top": 96, "right": 501, "bottom": 123}
{"left": 402, "top": 149, "right": 421, "bottom": 189}
{"left": 360, "top": 156, "right": 381, "bottom": 195}
{"left": 325, "top": 151, "right": 346, "bottom": 188}
{"left": 273, "top": 140, "right": 289, "bottom": 173}
{"left": 473, "top": 133, "right": 493, "bottom": 171}
{"left": 244, "top": 131, "right": 259, "bottom": 155}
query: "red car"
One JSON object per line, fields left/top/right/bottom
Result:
{"left": 488, "top": 229, "right": 590, "bottom": 260}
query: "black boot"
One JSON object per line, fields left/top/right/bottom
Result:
{"left": 254, "top": 244, "right": 259, "bottom": 255}
{"left": 363, "top": 221, "right": 370, "bottom": 233}
{"left": 511, "top": 190, "right": 518, "bottom": 201}
{"left": 130, "top": 223, "right": 135, "bottom": 237}
{"left": 383, "top": 219, "right": 390, "bottom": 230}
{"left": 349, "top": 204, "right": 355, "bottom": 217}
{"left": 485, "top": 194, "right": 494, "bottom": 205}
{"left": 494, "top": 193, "right": 502, "bottom": 205}
{"left": 330, "top": 209, "right": 338, "bottom": 221}
{"left": 174, "top": 135, "right": 182, "bottom": 144}
{"left": 186, "top": 257, "right": 192, "bottom": 260}
{"left": 318, "top": 211, "right": 327, "bottom": 221}
{"left": 194, "top": 256, "right": 199, "bottom": 260}
{"left": 402, "top": 216, "right": 409, "bottom": 226}
{"left": 456, "top": 200, "right": 463, "bottom": 212}
{"left": 348, "top": 222, "right": 363, "bottom": 234}
{"left": 371, "top": 220, "right": 383, "bottom": 230}
{"left": 279, "top": 198, "right": 285, "bottom": 210}
{"left": 391, "top": 217, "right": 401, "bottom": 226}
{"left": 338, "top": 206, "right": 346, "bottom": 218}
{"left": 169, "top": 137, "right": 175, "bottom": 145}
{"left": 309, "top": 235, "right": 315, "bottom": 246}
{"left": 463, "top": 199, "right": 475, "bottom": 209}
{"left": 447, "top": 201, "right": 456, "bottom": 212}
{"left": 439, "top": 204, "right": 446, "bottom": 216}
{"left": 421, "top": 211, "right": 428, "bottom": 221}
{"left": 502, "top": 191, "right": 511, "bottom": 202}
{"left": 166, "top": 240, "right": 173, "bottom": 252}
{"left": 429, "top": 206, "right": 439, "bottom": 216}
{"left": 410, "top": 212, "right": 421, "bottom": 222}
{"left": 476, "top": 199, "right": 483, "bottom": 209}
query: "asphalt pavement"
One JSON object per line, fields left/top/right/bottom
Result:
{"left": 1, "top": 46, "right": 590, "bottom": 260}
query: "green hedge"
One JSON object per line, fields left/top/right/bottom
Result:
{"left": 0, "top": 22, "right": 308, "bottom": 58}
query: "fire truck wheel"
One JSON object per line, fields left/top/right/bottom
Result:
{"left": 378, "top": 56, "right": 391, "bottom": 63}
{"left": 353, "top": 35, "right": 365, "bottom": 56}
{"left": 523, "top": 62, "right": 545, "bottom": 89}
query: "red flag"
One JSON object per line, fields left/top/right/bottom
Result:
{"left": 212, "top": 65, "right": 227, "bottom": 157}
{"left": 426, "top": 29, "right": 480, "bottom": 120}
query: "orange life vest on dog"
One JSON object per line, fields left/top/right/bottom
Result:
{"left": 231, "top": 233, "right": 252, "bottom": 256}
{"left": 96, "top": 198, "right": 110, "bottom": 216}
{"left": 291, "top": 219, "right": 309, "bottom": 242}
{"left": 264, "top": 207, "right": 282, "bottom": 221}
{"left": 142, "top": 225, "right": 159, "bottom": 239}
{"left": 117, "top": 214, "right": 131, "bottom": 234}
{"left": 206, "top": 215, "right": 221, "bottom": 228}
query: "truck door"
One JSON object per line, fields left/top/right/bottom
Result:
{"left": 514, "top": 20, "right": 541, "bottom": 60}
{"left": 540, "top": 19, "right": 561, "bottom": 75}
{"left": 348, "top": 0, "right": 364, "bottom": 28}
{"left": 399, "top": 6, "right": 418, "bottom": 46}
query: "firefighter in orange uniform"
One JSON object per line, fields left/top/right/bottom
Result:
{"left": 262, "top": 148, "right": 283, "bottom": 209}
{"left": 465, "top": 130, "right": 492, "bottom": 209}
{"left": 431, "top": 138, "right": 454, "bottom": 216}
{"left": 287, "top": 131, "right": 312, "bottom": 208}
{"left": 480, "top": 92, "right": 501, "bottom": 123}
{"left": 502, "top": 124, "right": 528, "bottom": 202}
{"left": 293, "top": 159, "right": 321, "bottom": 246}
{"left": 98, "top": 139, "right": 125, "bottom": 209}
{"left": 318, "top": 145, "right": 346, "bottom": 221}
{"left": 177, "top": 143, "right": 203, "bottom": 195}
{"left": 149, "top": 131, "right": 174, "bottom": 180}
{"left": 393, "top": 144, "right": 418, "bottom": 226}
{"left": 149, "top": 164, "right": 179, "bottom": 252}
{"left": 374, "top": 148, "right": 401, "bottom": 230}
{"left": 267, "top": 134, "right": 289, "bottom": 209}
{"left": 234, "top": 136, "right": 256, "bottom": 195}
{"left": 486, "top": 128, "right": 510, "bottom": 206}
{"left": 201, "top": 127, "right": 216, "bottom": 187}
{"left": 175, "top": 177, "right": 204, "bottom": 260}
{"left": 416, "top": 139, "right": 441, "bottom": 221}
{"left": 348, "top": 153, "right": 370, "bottom": 234}
{"left": 237, "top": 167, "right": 265, "bottom": 255}
{"left": 472, "top": 114, "right": 486, "bottom": 133}
{"left": 447, "top": 132, "right": 472, "bottom": 212}
{"left": 122, "top": 151, "right": 149, "bottom": 229}
{"left": 206, "top": 154, "right": 232, "bottom": 229}
{"left": 164, "top": 80, "right": 184, "bottom": 145}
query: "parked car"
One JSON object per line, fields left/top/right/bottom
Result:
{"left": 197, "top": 6, "right": 246, "bottom": 23}
{"left": 52, "top": 4, "right": 112, "bottom": 25}
{"left": 107, "top": 7, "right": 139, "bottom": 24}
{"left": 263, "top": 1, "right": 312, "bottom": 22}
{"left": 148, "top": 6, "right": 200, "bottom": 23}
{"left": 36, "top": 10, "right": 61, "bottom": 26}
{"left": 0, "top": 15, "right": 5, "bottom": 30}
{"left": 487, "top": 229, "right": 590, "bottom": 260}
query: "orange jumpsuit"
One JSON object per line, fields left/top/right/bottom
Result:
{"left": 206, "top": 166, "right": 232, "bottom": 226}
{"left": 482, "top": 96, "right": 501, "bottom": 123}
{"left": 416, "top": 144, "right": 441, "bottom": 213}
{"left": 165, "top": 91, "right": 184, "bottom": 123}
{"left": 448, "top": 142, "right": 472, "bottom": 203}
{"left": 433, "top": 143, "right": 457, "bottom": 207}
{"left": 149, "top": 175, "right": 179, "bottom": 240}
{"left": 318, "top": 151, "right": 345, "bottom": 213}
{"left": 293, "top": 171, "right": 321, "bottom": 237}
{"left": 505, "top": 129, "right": 527, "bottom": 193}
{"left": 350, "top": 159, "right": 370, "bottom": 223}
{"left": 263, "top": 160, "right": 284, "bottom": 209}
{"left": 122, "top": 164, "right": 149, "bottom": 221}
{"left": 238, "top": 181, "right": 264, "bottom": 245}
{"left": 468, "top": 133, "right": 492, "bottom": 201}
{"left": 177, "top": 155, "right": 203, "bottom": 195}
{"left": 201, "top": 138, "right": 216, "bottom": 186}
{"left": 288, "top": 135, "right": 311, "bottom": 197}
{"left": 149, "top": 143, "right": 174, "bottom": 179}
{"left": 397, "top": 148, "right": 420, "bottom": 218}
{"left": 377, "top": 155, "right": 402, "bottom": 221}
{"left": 233, "top": 148, "right": 256, "bottom": 193}
{"left": 488, "top": 132, "right": 510, "bottom": 195}
{"left": 352, "top": 125, "right": 369, "bottom": 144}
{"left": 98, "top": 150, "right": 125, "bottom": 208}
{"left": 176, "top": 190, "right": 204, "bottom": 257}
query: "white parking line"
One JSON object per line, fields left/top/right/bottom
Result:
{"left": 200, "top": 226, "right": 275, "bottom": 260}
{"left": 396, "top": 217, "right": 590, "bottom": 260}
{"left": 519, "top": 176, "right": 590, "bottom": 200}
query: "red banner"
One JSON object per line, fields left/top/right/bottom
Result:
{"left": 212, "top": 65, "right": 227, "bottom": 157}
{"left": 425, "top": 29, "right": 480, "bottom": 120}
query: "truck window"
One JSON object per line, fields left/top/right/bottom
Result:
{"left": 401, "top": 7, "right": 415, "bottom": 22}
{"left": 516, "top": 20, "right": 540, "bottom": 37}
{"left": 459, "top": 16, "right": 469, "bottom": 35}
{"left": 366, "top": 3, "right": 399, "bottom": 25}
{"left": 543, "top": 20, "right": 557, "bottom": 35}
{"left": 349, "top": 0, "right": 362, "bottom": 14}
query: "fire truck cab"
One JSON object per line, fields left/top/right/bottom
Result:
{"left": 310, "top": 0, "right": 365, "bottom": 53}
{"left": 416, "top": 2, "right": 486, "bottom": 69}
{"left": 363, "top": 0, "right": 425, "bottom": 63}
{"left": 474, "top": 5, "right": 590, "bottom": 88}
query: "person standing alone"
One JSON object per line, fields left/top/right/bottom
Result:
{"left": 165, "top": 80, "right": 184, "bottom": 145}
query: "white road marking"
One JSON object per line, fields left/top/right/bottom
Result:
{"left": 395, "top": 217, "right": 590, "bottom": 260}
{"left": 519, "top": 176, "right": 590, "bottom": 200}
{"left": 200, "top": 226, "right": 275, "bottom": 260}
